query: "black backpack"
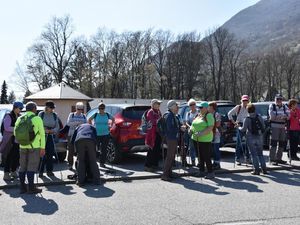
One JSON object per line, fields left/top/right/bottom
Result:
{"left": 249, "top": 115, "right": 264, "bottom": 135}
{"left": 157, "top": 112, "right": 175, "bottom": 137}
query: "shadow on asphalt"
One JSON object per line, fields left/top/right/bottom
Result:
{"left": 3, "top": 189, "right": 58, "bottom": 215}
{"left": 82, "top": 184, "right": 115, "bottom": 198}
{"left": 175, "top": 177, "right": 230, "bottom": 196}
{"left": 46, "top": 184, "right": 76, "bottom": 195}
{"left": 265, "top": 169, "right": 300, "bottom": 187}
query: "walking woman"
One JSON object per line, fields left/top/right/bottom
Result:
{"left": 0, "top": 101, "right": 23, "bottom": 181}
{"left": 190, "top": 101, "right": 215, "bottom": 179}
{"left": 288, "top": 99, "right": 300, "bottom": 160}
{"left": 144, "top": 99, "right": 162, "bottom": 172}
{"left": 88, "top": 102, "right": 115, "bottom": 168}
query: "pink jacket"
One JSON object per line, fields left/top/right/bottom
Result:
{"left": 145, "top": 108, "right": 161, "bottom": 149}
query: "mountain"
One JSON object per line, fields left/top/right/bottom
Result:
{"left": 221, "top": 0, "right": 300, "bottom": 53}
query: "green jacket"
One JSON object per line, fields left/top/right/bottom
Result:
{"left": 14, "top": 111, "right": 46, "bottom": 149}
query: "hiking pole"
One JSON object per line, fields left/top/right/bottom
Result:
{"left": 161, "top": 136, "right": 165, "bottom": 170}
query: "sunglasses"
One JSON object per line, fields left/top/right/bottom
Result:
{"left": 189, "top": 103, "right": 196, "bottom": 106}
{"left": 99, "top": 107, "right": 105, "bottom": 110}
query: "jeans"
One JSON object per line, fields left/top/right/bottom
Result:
{"left": 40, "top": 134, "right": 55, "bottom": 174}
{"left": 289, "top": 130, "right": 300, "bottom": 157}
{"left": 236, "top": 129, "right": 250, "bottom": 161}
{"left": 247, "top": 135, "right": 266, "bottom": 171}
{"left": 96, "top": 135, "right": 110, "bottom": 164}
{"left": 212, "top": 143, "right": 221, "bottom": 165}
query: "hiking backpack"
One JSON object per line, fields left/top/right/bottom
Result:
{"left": 249, "top": 115, "right": 264, "bottom": 135}
{"left": 15, "top": 114, "right": 36, "bottom": 145}
{"left": 140, "top": 109, "right": 150, "bottom": 134}
{"left": 157, "top": 112, "right": 171, "bottom": 137}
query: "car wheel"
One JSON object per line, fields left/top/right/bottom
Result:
{"left": 106, "top": 139, "right": 122, "bottom": 164}
{"left": 57, "top": 151, "right": 67, "bottom": 162}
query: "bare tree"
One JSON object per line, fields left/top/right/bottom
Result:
{"left": 27, "top": 15, "right": 77, "bottom": 85}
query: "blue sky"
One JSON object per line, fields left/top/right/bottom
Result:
{"left": 0, "top": 0, "right": 259, "bottom": 97}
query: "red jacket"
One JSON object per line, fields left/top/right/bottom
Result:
{"left": 145, "top": 108, "right": 161, "bottom": 149}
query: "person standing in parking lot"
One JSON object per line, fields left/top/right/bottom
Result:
{"left": 228, "top": 95, "right": 251, "bottom": 165}
{"left": 239, "top": 103, "right": 267, "bottom": 175}
{"left": 183, "top": 99, "right": 199, "bottom": 166}
{"left": 144, "top": 99, "right": 162, "bottom": 172}
{"left": 190, "top": 101, "right": 215, "bottom": 179}
{"left": 161, "top": 100, "right": 181, "bottom": 182}
{"left": 287, "top": 99, "right": 300, "bottom": 161}
{"left": 38, "top": 100, "right": 60, "bottom": 178}
{"left": 269, "top": 94, "right": 289, "bottom": 165}
{"left": 88, "top": 102, "right": 115, "bottom": 168}
{"left": 208, "top": 101, "right": 222, "bottom": 170}
{"left": 66, "top": 102, "right": 87, "bottom": 170}
{"left": 0, "top": 101, "right": 23, "bottom": 181}
{"left": 15, "top": 101, "right": 45, "bottom": 194}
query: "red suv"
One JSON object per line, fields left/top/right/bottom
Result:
{"left": 87, "top": 104, "right": 151, "bottom": 163}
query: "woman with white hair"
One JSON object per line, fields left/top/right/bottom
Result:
{"left": 66, "top": 102, "right": 87, "bottom": 170}
{"left": 183, "top": 98, "right": 199, "bottom": 166}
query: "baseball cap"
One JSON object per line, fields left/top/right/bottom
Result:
{"left": 98, "top": 102, "right": 105, "bottom": 108}
{"left": 199, "top": 101, "right": 209, "bottom": 108}
{"left": 275, "top": 94, "right": 283, "bottom": 100}
{"left": 151, "top": 99, "right": 162, "bottom": 105}
{"left": 13, "top": 101, "right": 24, "bottom": 110}
{"left": 241, "top": 95, "right": 249, "bottom": 101}
{"left": 167, "top": 100, "right": 178, "bottom": 109}
{"left": 45, "top": 100, "right": 55, "bottom": 109}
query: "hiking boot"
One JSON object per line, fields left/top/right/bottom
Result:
{"left": 277, "top": 159, "right": 287, "bottom": 164}
{"left": 236, "top": 160, "right": 242, "bottom": 166}
{"left": 10, "top": 171, "right": 18, "bottom": 179}
{"left": 191, "top": 160, "right": 195, "bottom": 167}
{"left": 76, "top": 181, "right": 85, "bottom": 187}
{"left": 19, "top": 184, "right": 27, "bottom": 194}
{"left": 205, "top": 172, "right": 215, "bottom": 179}
{"left": 47, "top": 172, "right": 55, "bottom": 177}
{"left": 3, "top": 172, "right": 13, "bottom": 181}
{"left": 251, "top": 170, "right": 260, "bottom": 175}
{"left": 27, "top": 186, "right": 42, "bottom": 194}
{"left": 262, "top": 168, "right": 268, "bottom": 175}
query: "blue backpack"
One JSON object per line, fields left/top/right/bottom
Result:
{"left": 157, "top": 112, "right": 172, "bottom": 137}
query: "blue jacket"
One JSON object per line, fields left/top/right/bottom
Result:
{"left": 71, "top": 123, "right": 97, "bottom": 144}
{"left": 165, "top": 111, "right": 180, "bottom": 140}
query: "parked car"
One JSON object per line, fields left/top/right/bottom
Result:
{"left": 0, "top": 106, "right": 67, "bottom": 162}
{"left": 178, "top": 100, "right": 236, "bottom": 147}
{"left": 86, "top": 104, "right": 151, "bottom": 163}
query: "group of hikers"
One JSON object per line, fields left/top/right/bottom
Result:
{"left": 0, "top": 93, "right": 299, "bottom": 194}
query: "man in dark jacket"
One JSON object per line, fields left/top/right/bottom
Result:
{"left": 71, "top": 123, "right": 101, "bottom": 186}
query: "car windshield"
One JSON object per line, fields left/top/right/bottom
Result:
{"left": 217, "top": 105, "right": 235, "bottom": 117}
{"left": 255, "top": 104, "right": 269, "bottom": 117}
{"left": 123, "top": 106, "right": 151, "bottom": 120}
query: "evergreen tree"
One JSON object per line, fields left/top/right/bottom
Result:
{"left": 0, "top": 80, "right": 9, "bottom": 104}
{"left": 8, "top": 91, "right": 16, "bottom": 103}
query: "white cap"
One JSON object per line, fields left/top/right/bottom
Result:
{"left": 76, "top": 102, "right": 84, "bottom": 110}
{"left": 151, "top": 99, "right": 162, "bottom": 105}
